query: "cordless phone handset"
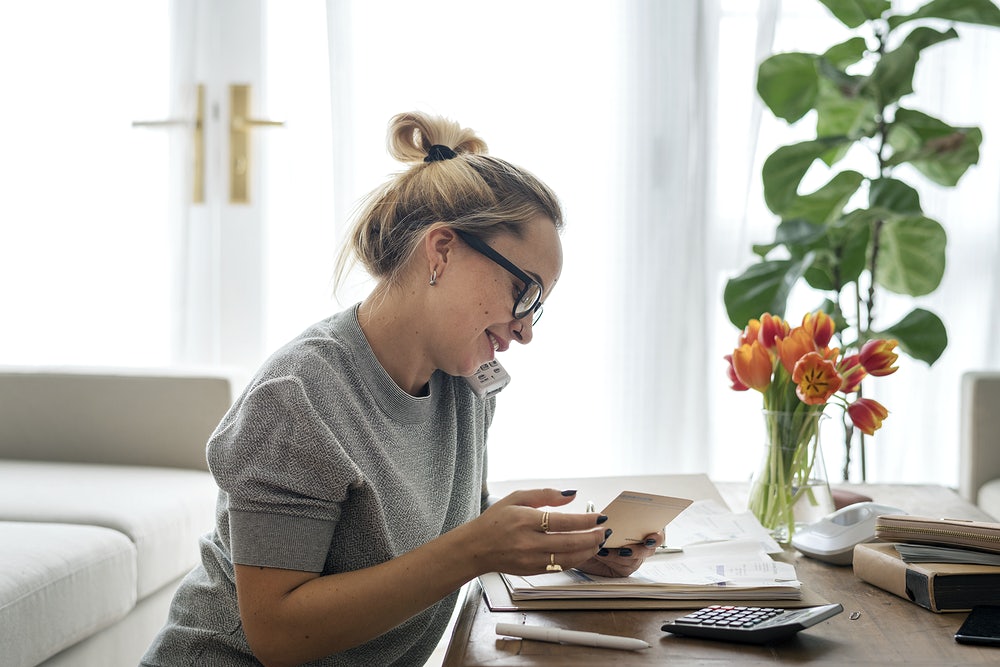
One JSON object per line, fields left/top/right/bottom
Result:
{"left": 464, "top": 360, "right": 511, "bottom": 398}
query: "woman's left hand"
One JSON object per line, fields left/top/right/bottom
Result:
{"left": 575, "top": 530, "right": 665, "bottom": 578}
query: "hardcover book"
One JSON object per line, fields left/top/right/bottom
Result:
{"left": 853, "top": 542, "right": 1000, "bottom": 613}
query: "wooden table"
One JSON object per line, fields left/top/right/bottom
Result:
{"left": 442, "top": 481, "right": 999, "bottom": 666}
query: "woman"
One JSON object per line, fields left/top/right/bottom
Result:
{"left": 142, "top": 111, "right": 663, "bottom": 667}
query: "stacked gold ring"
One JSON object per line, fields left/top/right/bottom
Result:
{"left": 540, "top": 511, "right": 550, "bottom": 533}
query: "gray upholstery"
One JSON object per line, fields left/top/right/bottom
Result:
{"left": 0, "top": 367, "right": 235, "bottom": 471}
{"left": 959, "top": 371, "right": 1000, "bottom": 519}
{"left": 0, "top": 367, "right": 235, "bottom": 667}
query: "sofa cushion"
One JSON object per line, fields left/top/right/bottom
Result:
{"left": 979, "top": 478, "right": 1000, "bottom": 521}
{"left": 0, "top": 367, "right": 236, "bottom": 471}
{"left": 0, "top": 461, "right": 217, "bottom": 598}
{"left": 0, "top": 521, "right": 136, "bottom": 667}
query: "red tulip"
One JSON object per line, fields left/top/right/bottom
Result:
{"left": 731, "top": 341, "right": 773, "bottom": 392}
{"left": 838, "top": 354, "right": 867, "bottom": 394}
{"left": 757, "top": 313, "right": 790, "bottom": 349}
{"left": 859, "top": 339, "right": 899, "bottom": 377}
{"left": 848, "top": 398, "right": 889, "bottom": 435}
{"left": 802, "top": 311, "right": 836, "bottom": 348}
{"left": 791, "top": 352, "right": 843, "bottom": 405}
{"left": 724, "top": 354, "right": 749, "bottom": 391}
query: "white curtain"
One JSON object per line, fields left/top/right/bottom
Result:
{"left": 321, "top": 0, "right": 998, "bottom": 487}
{"left": 611, "top": 0, "right": 719, "bottom": 475}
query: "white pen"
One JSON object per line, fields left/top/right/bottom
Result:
{"left": 495, "top": 622, "right": 650, "bottom": 651}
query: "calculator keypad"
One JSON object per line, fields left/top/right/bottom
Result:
{"left": 673, "top": 605, "right": 784, "bottom": 628}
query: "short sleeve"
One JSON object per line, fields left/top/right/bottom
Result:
{"left": 208, "top": 375, "right": 364, "bottom": 571}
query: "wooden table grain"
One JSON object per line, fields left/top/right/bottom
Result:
{"left": 442, "top": 482, "right": 999, "bottom": 666}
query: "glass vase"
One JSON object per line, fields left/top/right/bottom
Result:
{"left": 747, "top": 409, "right": 835, "bottom": 543}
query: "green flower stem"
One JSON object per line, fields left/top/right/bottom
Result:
{"left": 748, "top": 407, "right": 826, "bottom": 541}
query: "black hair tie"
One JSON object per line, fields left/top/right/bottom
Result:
{"left": 424, "top": 144, "right": 457, "bottom": 162}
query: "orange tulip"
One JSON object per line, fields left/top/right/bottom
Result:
{"left": 731, "top": 341, "right": 773, "bottom": 392}
{"left": 739, "top": 319, "right": 762, "bottom": 347}
{"left": 859, "top": 339, "right": 899, "bottom": 377}
{"left": 757, "top": 313, "right": 790, "bottom": 349}
{"left": 791, "top": 352, "right": 843, "bottom": 405}
{"left": 838, "top": 354, "right": 867, "bottom": 394}
{"left": 848, "top": 398, "right": 889, "bottom": 435}
{"left": 775, "top": 328, "right": 817, "bottom": 375}
{"left": 802, "top": 311, "right": 835, "bottom": 348}
{"left": 724, "top": 354, "right": 749, "bottom": 391}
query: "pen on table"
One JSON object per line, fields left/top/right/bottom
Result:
{"left": 495, "top": 622, "right": 650, "bottom": 651}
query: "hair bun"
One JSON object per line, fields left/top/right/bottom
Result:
{"left": 387, "top": 111, "right": 488, "bottom": 164}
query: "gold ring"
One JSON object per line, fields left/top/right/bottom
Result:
{"left": 540, "top": 511, "right": 550, "bottom": 533}
{"left": 546, "top": 553, "right": 562, "bottom": 572}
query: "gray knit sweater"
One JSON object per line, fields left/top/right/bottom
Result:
{"left": 142, "top": 305, "right": 493, "bottom": 666}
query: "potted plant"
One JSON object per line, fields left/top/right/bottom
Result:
{"left": 723, "top": 0, "right": 1000, "bottom": 480}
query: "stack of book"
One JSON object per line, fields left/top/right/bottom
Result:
{"left": 853, "top": 514, "right": 1000, "bottom": 612}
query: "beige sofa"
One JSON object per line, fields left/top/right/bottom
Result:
{"left": 0, "top": 367, "right": 235, "bottom": 667}
{"left": 959, "top": 371, "right": 1000, "bottom": 520}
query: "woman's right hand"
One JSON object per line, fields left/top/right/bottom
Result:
{"left": 464, "top": 488, "right": 610, "bottom": 576}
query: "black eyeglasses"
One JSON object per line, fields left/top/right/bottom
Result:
{"left": 454, "top": 229, "right": 544, "bottom": 324}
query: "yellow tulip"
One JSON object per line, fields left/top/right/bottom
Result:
{"left": 791, "top": 352, "right": 843, "bottom": 405}
{"left": 731, "top": 342, "right": 773, "bottom": 392}
{"left": 775, "top": 328, "right": 817, "bottom": 375}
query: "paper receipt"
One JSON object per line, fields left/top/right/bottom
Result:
{"left": 600, "top": 491, "right": 693, "bottom": 548}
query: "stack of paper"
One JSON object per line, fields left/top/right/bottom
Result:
{"left": 502, "top": 538, "right": 801, "bottom": 601}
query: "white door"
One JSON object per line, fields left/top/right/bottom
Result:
{"left": 0, "top": 0, "right": 335, "bottom": 372}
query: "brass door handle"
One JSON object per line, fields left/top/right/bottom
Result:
{"left": 132, "top": 84, "right": 205, "bottom": 203}
{"left": 229, "top": 84, "right": 284, "bottom": 204}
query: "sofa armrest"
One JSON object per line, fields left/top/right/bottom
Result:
{"left": 959, "top": 371, "right": 1000, "bottom": 508}
{"left": 0, "top": 367, "right": 237, "bottom": 471}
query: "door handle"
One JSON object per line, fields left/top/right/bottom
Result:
{"left": 132, "top": 84, "right": 205, "bottom": 203}
{"left": 229, "top": 84, "right": 284, "bottom": 204}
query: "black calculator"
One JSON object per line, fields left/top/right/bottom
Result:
{"left": 661, "top": 603, "right": 844, "bottom": 644}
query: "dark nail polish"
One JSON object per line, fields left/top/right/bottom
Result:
{"left": 618, "top": 547, "right": 633, "bottom": 557}
{"left": 604, "top": 528, "right": 613, "bottom": 538}
{"left": 598, "top": 548, "right": 609, "bottom": 557}
{"left": 645, "top": 538, "right": 657, "bottom": 547}
{"left": 596, "top": 514, "right": 609, "bottom": 525}
{"left": 561, "top": 489, "right": 577, "bottom": 496}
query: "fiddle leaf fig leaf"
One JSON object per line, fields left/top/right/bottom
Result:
{"left": 783, "top": 170, "right": 865, "bottom": 224}
{"left": 888, "top": 0, "right": 1000, "bottom": 30}
{"left": 762, "top": 138, "right": 851, "bottom": 215}
{"left": 757, "top": 53, "right": 819, "bottom": 123}
{"left": 818, "top": 0, "right": 891, "bottom": 28}
{"left": 876, "top": 216, "right": 947, "bottom": 296}
{"left": 865, "top": 27, "right": 958, "bottom": 106}
{"left": 724, "top": 256, "right": 814, "bottom": 328}
{"left": 878, "top": 308, "right": 948, "bottom": 366}
{"left": 887, "top": 109, "right": 982, "bottom": 186}
{"left": 815, "top": 78, "right": 878, "bottom": 164}
{"left": 868, "top": 177, "right": 923, "bottom": 215}
{"left": 803, "top": 209, "right": 872, "bottom": 290}
{"left": 822, "top": 36, "right": 869, "bottom": 68}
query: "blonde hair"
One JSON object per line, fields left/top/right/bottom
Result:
{"left": 334, "top": 111, "right": 563, "bottom": 290}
